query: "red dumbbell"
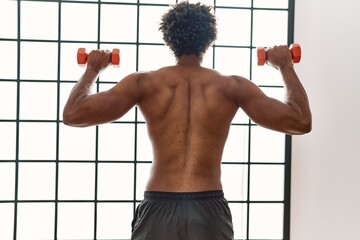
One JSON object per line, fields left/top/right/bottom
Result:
{"left": 77, "top": 48, "right": 120, "bottom": 66}
{"left": 257, "top": 43, "right": 301, "bottom": 66}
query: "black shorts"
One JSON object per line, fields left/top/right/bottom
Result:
{"left": 131, "top": 191, "right": 234, "bottom": 240}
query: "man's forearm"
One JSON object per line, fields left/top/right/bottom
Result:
{"left": 280, "top": 65, "right": 312, "bottom": 132}
{"left": 63, "top": 68, "right": 99, "bottom": 124}
{"left": 70, "top": 68, "right": 99, "bottom": 101}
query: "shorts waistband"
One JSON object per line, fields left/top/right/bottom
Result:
{"left": 144, "top": 190, "right": 224, "bottom": 200}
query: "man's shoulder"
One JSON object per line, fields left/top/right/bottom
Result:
{"left": 133, "top": 66, "right": 173, "bottom": 78}
{"left": 224, "top": 74, "right": 251, "bottom": 86}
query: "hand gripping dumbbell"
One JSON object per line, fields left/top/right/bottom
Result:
{"left": 77, "top": 48, "right": 120, "bottom": 66}
{"left": 257, "top": 43, "right": 301, "bottom": 66}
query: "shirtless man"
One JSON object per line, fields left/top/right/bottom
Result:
{"left": 63, "top": 2, "right": 311, "bottom": 240}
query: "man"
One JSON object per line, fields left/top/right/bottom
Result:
{"left": 63, "top": 2, "right": 311, "bottom": 239}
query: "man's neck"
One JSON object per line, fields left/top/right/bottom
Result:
{"left": 176, "top": 54, "right": 202, "bottom": 67}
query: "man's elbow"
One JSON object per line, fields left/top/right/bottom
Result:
{"left": 300, "top": 120, "right": 312, "bottom": 134}
{"left": 62, "top": 111, "right": 76, "bottom": 126}
{"left": 293, "top": 118, "right": 312, "bottom": 135}
{"left": 62, "top": 110, "right": 88, "bottom": 127}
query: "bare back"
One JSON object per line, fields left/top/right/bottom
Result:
{"left": 137, "top": 65, "right": 239, "bottom": 192}
{"left": 63, "top": 48, "right": 311, "bottom": 193}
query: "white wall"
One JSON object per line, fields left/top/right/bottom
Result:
{"left": 291, "top": 0, "right": 360, "bottom": 239}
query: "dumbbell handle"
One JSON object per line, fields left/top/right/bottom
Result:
{"left": 77, "top": 48, "right": 120, "bottom": 66}
{"left": 257, "top": 43, "right": 301, "bottom": 66}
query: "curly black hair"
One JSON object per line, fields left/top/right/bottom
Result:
{"left": 159, "top": 1, "right": 217, "bottom": 58}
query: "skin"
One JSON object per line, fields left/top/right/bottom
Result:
{"left": 63, "top": 46, "right": 312, "bottom": 192}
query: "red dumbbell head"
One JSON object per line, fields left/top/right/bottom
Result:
{"left": 111, "top": 49, "right": 120, "bottom": 65}
{"left": 290, "top": 43, "right": 301, "bottom": 63}
{"left": 257, "top": 47, "right": 267, "bottom": 66}
{"left": 77, "top": 48, "right": 88, "bottom": 65}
